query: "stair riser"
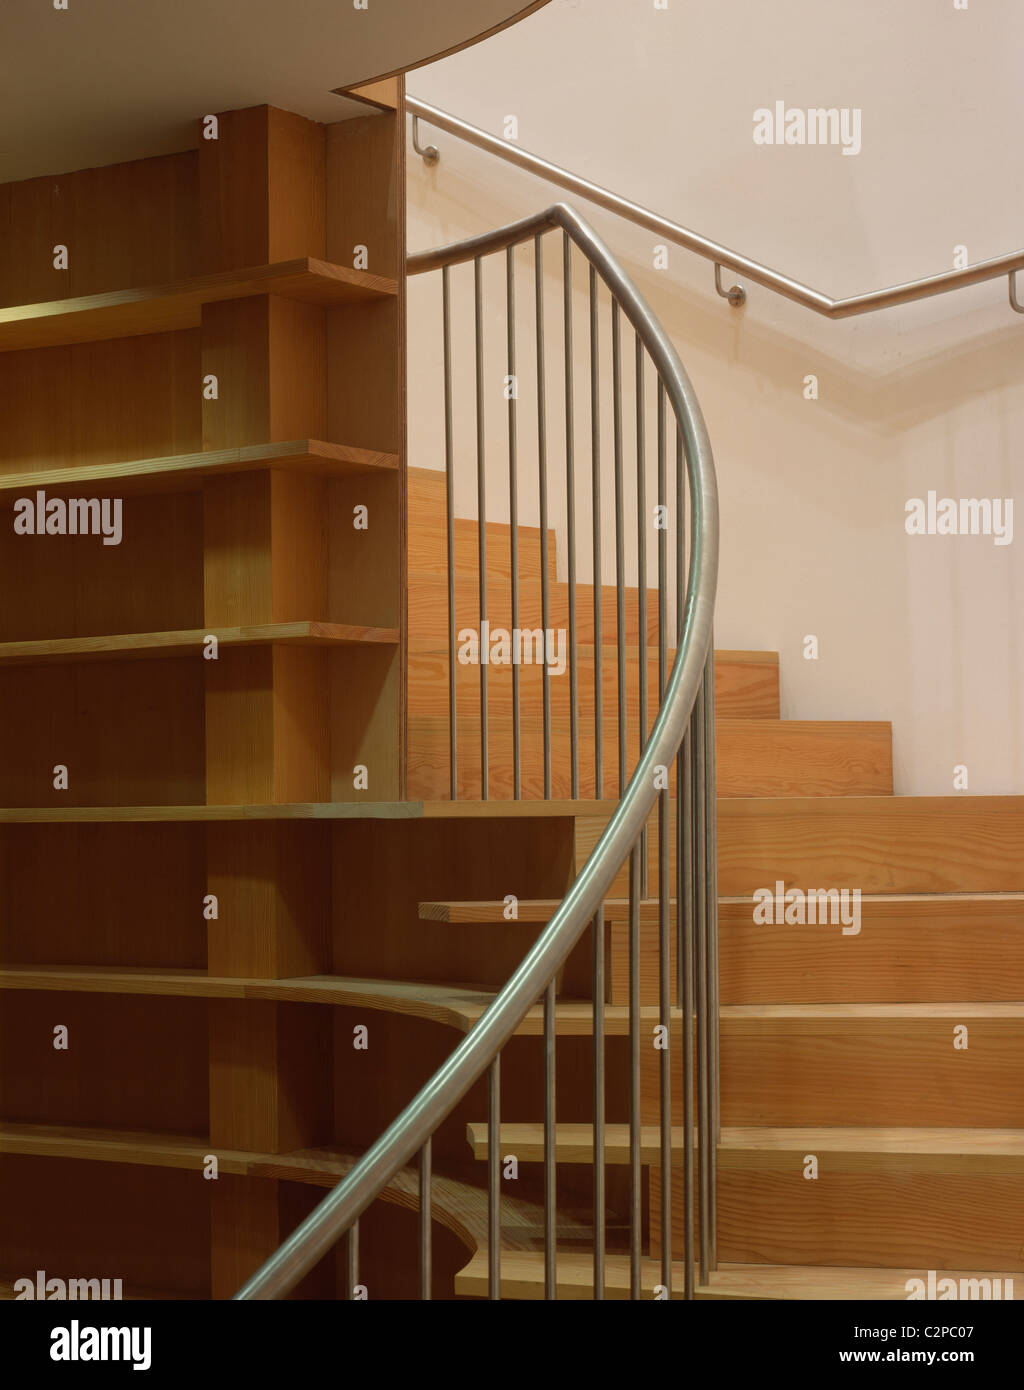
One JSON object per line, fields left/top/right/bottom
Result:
{"left": 610, "top": 902, "right": 1024, "bottom": 1005}
{"left": 641, "top": 1020, "right": 1024, "bottom": 1126}
{"left": 408, "top": 575, "right": 662, "bottom": 645}
{"left": 407, "top": 650, "right": 778, "bottom": 723}
{"left": 651, "top": 1168, "right": 1024, "bottom": 1271}
{"left": 409, "top": 520, "right": 556, "bottom": 583}
{"left": 407, "top": 717, "right": 892, "bottom": 801}
{"left": 718, "top": 797, "right": 1024, "bottom": 894}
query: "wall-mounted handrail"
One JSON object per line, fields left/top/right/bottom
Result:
{"left": 407, "top": 95, "right": 1024, "bottom": 320}
{"left": 235, "top": 201, "right": 719, "bottom": 1301}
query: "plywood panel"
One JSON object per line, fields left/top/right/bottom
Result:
{"left": 203, "top": 472, "right": 273, "bottom": 625}
{"left": 199, "top": 106, "right": 325, "bottom": 274}
{"left": 0, "top": 490, "right": 203, "bottom": 642}
{"left": 210, "top": 1174, "right": 280, "bottom": 1300}
{"left": 0, "top": 151, "right": 200, "bottom": 308}
{"left": 325, "top": 111, "right": 400, "bottom": 277}
{"left": 0, "top": 992, "right": 209, "bottom": 1134}
{"left": 328, "top": 472, "right": 400, "bottom": 627}
{"left": 0, "top": 1155, "right": 210, "bottom": 1297}
{"left": 0, "top": 330, "right": 201, "bottom": 475}
{"left": 327, "top": 299, "right": 401, "bottom": 453}
{"left": 0, "top": 658, "right": 205, "bottom": 807}
{"left": 268, "top": 297, "right": 326, "bottom": 441}
{"left": 0, "top": 823, "right": 206, "bottom": 970}
{"left": 206, "top": 822, "right": 330, "bottom": 978}
{"left": 208, "top": 999, "right": 332, "bottom": 1152}
{"left": 204, "top": 646, "right": 330, "bottom": 804}
{"left": 329, "top": 645, "right": 402, "bottom": 801}
{"left": 331, "top": 817, "right": 574, "bottom": 987}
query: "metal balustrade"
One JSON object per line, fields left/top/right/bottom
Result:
{"left": 235, "top": 203, "right": 719, "bottom": 1301}
{"left": 409, "top": 96, "right": 1024, "bottom": 320}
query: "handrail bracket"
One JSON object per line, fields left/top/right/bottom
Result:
{"left": 412, "top": 115, "right": 440, "bottom": 167}
{"left": 1009, "top": 270, "right": 1024, "bottom": 315}
{"left": 714, "top": 264, "right": 746, "bottom": 308}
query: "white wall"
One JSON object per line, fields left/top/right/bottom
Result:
{"left": 405, "top": 0, "right": 1024, "bottom": 796}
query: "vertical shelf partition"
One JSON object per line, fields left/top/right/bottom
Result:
{"left": 0, "top": 86, "right": 406, "bottom": 1298}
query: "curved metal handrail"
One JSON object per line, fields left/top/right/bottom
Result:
{"left": 234, "top": 202, "right": 719, "bottom": 1300}
{"left": 407, "top": 96, "right": 1024, "bottom": 320}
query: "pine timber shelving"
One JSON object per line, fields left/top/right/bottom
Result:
{"left": 0, "top": 90, "right": 419, "bottom": 1299}
{"left": 0, "top": 440, "right": 399, "bottom": 499}
{"left": 0, "top": 258, "right": 395, "bottom": 354}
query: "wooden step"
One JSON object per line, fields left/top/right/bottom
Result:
{"left": 407, "top": 648, "right": 779, "bottom": 730}
{"left": 701, "top": 1126, "right": 1024, "bottom": 1268}
{"left": 407, "top": 469, "right": 557, "bottom": 582}
{"left": 716, "top": 892, "right": 1024, "bottom": 1004}
{"left": 639, "top": 1003, "right": 1024, "bottom": 1128}
{"left": 468, "top": 1120, "right": 1024, "bottom": 1272}
{"left": 0, "top": 258, "right": 395, "bottom": 354}
{"left": 408, "top": 716, "right": 893, "bottom": 801}
{"left": 0, "top": 620, "right": 397, "bottom": 668}
{"left": 424, "top": 887, "right": 1024, "bottom": 1007}
{"left": 465, "top": 1121, "right": 684, "bottom": 1163}
{"left": 0, "top": 439, "right": 398, "bottom": 496}
{"left": 453, "top": 1252, "right": 1024, "bottom": 1300}
{"left": 408, "top": 571, "right": 662, "bottom": 646}
{"left": 718, "top": 795, "right": 1024, "bottom": 895}
{"left": 466, "top": 1121, "right": 1024, "bottom": 1169}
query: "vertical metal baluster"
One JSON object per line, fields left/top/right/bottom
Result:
{"left": 474, "top": 256, "right": 488, "bottom": 799}
{"left": 676, "top": 422, "right": 695, "bottom": 1300}
{"left": 419, "top": 1138, "right": 432, "bottom": 1300}
{"left": 442, "top": 266, "right": 457, "bottom": 801}
{"left": 488, "top": 1054, "right": 501, "bottom": 1299}
{"left": 693, "top": 679, "right": 709, "bottom": 1287}
{"left": 535, "top": 234, "right": 552, "bottom": 799}
{"left": 703, "top": 643, "right": 720, "bottom": 1271}
{"left": 544, "top": 977, "right": 557, "bottom": 1298}
{"left": 345, "top": 1219, "right": 359, "bottom": 1300}
{"left": 563, "top": 233, "right": 579, "bottom": 800}
{"left": 636, "top": 337, "right": 649, "bottom": 900}
{"left": 589, "top": 266, "right": 603, "bottom": 799}
{"left": 592, "top": 906, "right": 605, "bottom": 1298}
{"left": 656, "top": 381, "right": 671, "bottom": 1297}
{"left": 628, "top": 841, "right": 642, "bottom": 1299}
{"left": 507, "top": 246, "right": 521, "bottom": 799}
{"left": 612, "top": 303, "right": 626, "bottom": 796}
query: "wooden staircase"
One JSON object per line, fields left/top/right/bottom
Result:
{"left": 3, "top": 94, "right": 1021, "bottom": 1302}
{"left": 404, "top": 470, "right": 1024, "bottom": 1300}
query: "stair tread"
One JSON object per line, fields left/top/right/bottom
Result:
{"left": 722, "top": 1001, "right": 1024, "bottom": 1019}
{"left": 421, "top": 888, "right": 1024, "bottom": 925}
{"left": 453, "top": 1252, "right": 1024, "bottom": 1300}
{"left": 465, "top": 1121, "right": 1024, "bottom": 1163}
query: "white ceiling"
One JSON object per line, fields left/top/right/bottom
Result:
{"left": 0, "top": 0, "right": 545, "bottom": 181}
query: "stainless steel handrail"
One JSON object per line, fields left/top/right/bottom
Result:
{"left": 407, "top": 95, "right": 1024, "bottom": 320}
{"left": 235, "top": 202, "right": 718, "bottom": 1301}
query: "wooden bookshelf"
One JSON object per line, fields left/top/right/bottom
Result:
{"left": 0, "top": 93, "right": 408, "bottom": 1298}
